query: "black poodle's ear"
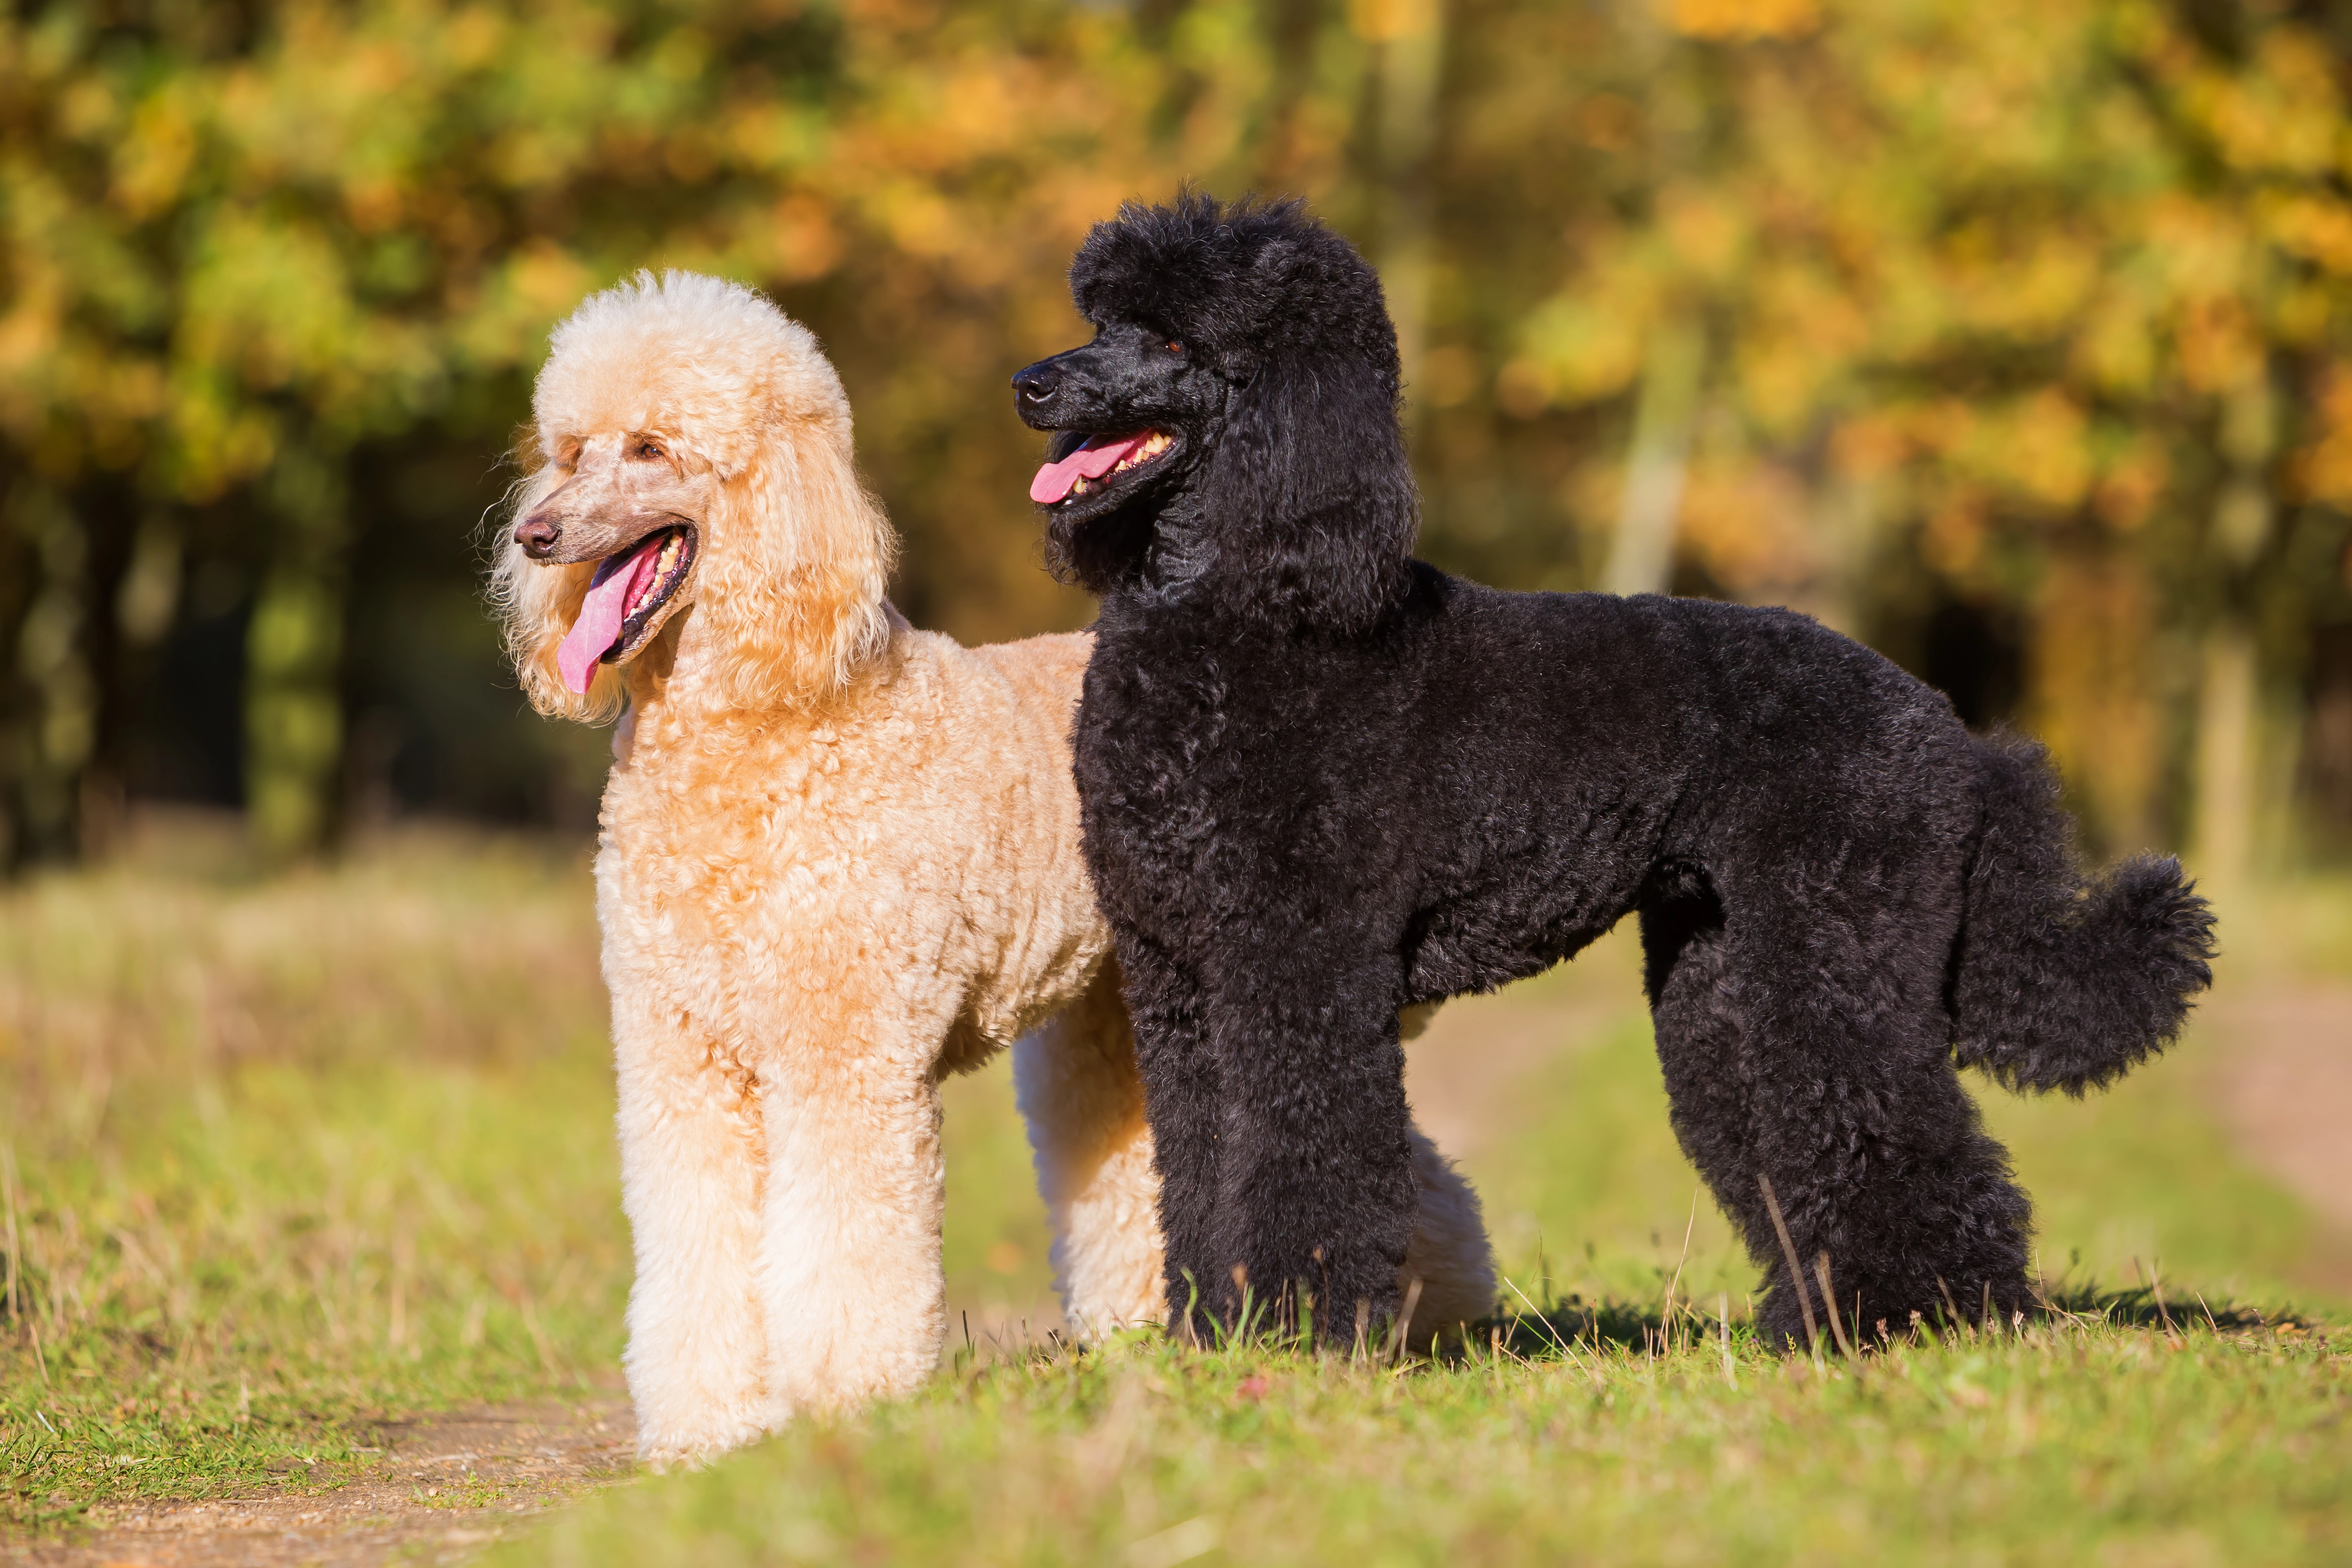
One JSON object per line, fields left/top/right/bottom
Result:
{"left": 1196, "top": 254, "right": 1418, "bottom": 633}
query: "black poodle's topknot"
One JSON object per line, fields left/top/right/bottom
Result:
{"left": 1071, "top": 192, "right": 1403, "bottom": 383}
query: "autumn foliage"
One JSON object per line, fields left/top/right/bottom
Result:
{"left": 2, "top": 0, "right": 2348, "bottom": 868}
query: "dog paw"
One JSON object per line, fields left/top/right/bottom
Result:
{"left": 634, "top": 1415, "right": 771, "bottom": 1471}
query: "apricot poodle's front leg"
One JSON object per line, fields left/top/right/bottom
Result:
{"left": 614, "top": 1025, "right": 771, "bottom": 1467}
{"left": 1014, "top": 963, "right": 1166, "bottom": 1339}
{"left": 755, "top": 1021, "right": 947, "bottom": 1417}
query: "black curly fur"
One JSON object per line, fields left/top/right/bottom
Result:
{"left": 1011, "top": 193, "right": 2218, "bottom": 1352}
{"left": 1951, "top": 734, "right": 2219, "bottom": 1095}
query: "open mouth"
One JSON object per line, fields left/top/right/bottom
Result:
{"left": 1029, "top": 430, "right": 1176, "bottom": 505}
{"left": 555, "top": 525, "right": 697, "bottom": 694}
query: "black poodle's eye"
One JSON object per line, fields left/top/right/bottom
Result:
{"left": 1165, "top": 341, "right": 1184, "bottom": 355}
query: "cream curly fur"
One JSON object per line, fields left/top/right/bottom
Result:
{"left": 497, "top": 271, "right": 1493, "bottom": 1467}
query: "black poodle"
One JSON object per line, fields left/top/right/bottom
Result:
{"left": 1010, "top": 193, "right": 2216, "bottom": 1351}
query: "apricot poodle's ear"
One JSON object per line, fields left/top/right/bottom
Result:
{"left": 695, "top": 405, "right": 895, "bottom": 711}
{"left": 488, "top": 442, "right": 628, "bottom": 722}
{"left": 1196, "top": 246, "right": 1418, "bottom": 633}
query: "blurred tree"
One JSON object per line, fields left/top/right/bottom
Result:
{"left": 0, "top": 0, "right": 1309, "bottom": 862}
{"left": 1476, "top": 0, "right": 2352, "bottom": 865}
{"left": 4, "top": 0, "right": 2350, "bottom": 872}
{"left": 5, "top": 0, "right": 930, "bottom": 859}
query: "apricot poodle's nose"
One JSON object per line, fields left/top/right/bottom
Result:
{"left": 1012, "top": 363, "right": 1061, "bottom": 406}
{"left": 513, "top": 512, "right": 562, "bottom": 558}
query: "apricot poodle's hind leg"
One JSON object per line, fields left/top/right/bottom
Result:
{"left": 1018, "top": 967, "right": 1492, "bottom": 1346}
{"left": 1014, "top": 962, "right": 1167, "bottom": 1339}
{"left": 613, "top": 1021, "right": 771, "bottom": 1468}
{"left": 755, "top": 1011, "right": 950, "bottom": 1418}
{"left": 1399, "top": 1126, "right": 1495, "bottom": 1347}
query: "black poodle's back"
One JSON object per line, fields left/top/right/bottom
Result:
{"left": 1013, "top": 195, "right": 2214, "bottom": 1349}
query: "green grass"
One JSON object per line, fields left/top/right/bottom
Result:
{"left": 2, "top": 826, "right": 2346, "bottom": 1560}
{"left": 0, "top": 820, "right": 1105, "bottom": 1528}
{"left": 0, "top": 822, "right": 630, "bottom": 1526}
{"left": 493, "top": 1316, "right": 2350, "bottom": 1568}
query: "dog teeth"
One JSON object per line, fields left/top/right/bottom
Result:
{"left": 1110, "top": 432, "right": 1174, "bottom": 476}
{"left": 624, "top": 530, "right": 692, "bottom": 619}
{"left": 1069, "top": 433, "right": 1172, "bottom": 496}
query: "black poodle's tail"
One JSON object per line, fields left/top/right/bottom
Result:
{"left": 1948, "top": 733, "right": 2218, "bottom": 1095}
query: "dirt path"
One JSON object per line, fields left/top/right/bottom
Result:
{"left": 4, "top": 1400, "right": 635, "bottom": 1568}
{"left": 1401, "top": 929, "right": 1647, "bottom": 1163}
{"left": 1403, "top": 993, "right": 1617, "bottom": 1162}
{"left": 2205, "top": 986, "right": 2352, "bottom": 1276}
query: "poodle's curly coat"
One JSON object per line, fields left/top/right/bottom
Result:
{"left": 1012, "top": 196, "right": 2217, "bottom": 1351}
{"left": 494, "top": 271, "right": 1493, "bottom": 1463}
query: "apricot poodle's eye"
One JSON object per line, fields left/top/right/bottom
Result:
{"left": 634, "top": 438, "right": 666, "bottom": 461}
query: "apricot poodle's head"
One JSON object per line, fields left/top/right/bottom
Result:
{"left": 492, "top": 271, "right": 894, "bottom": 721}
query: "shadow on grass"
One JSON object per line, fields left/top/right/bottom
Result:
{"left": 939, "top": 1284, "right": 2333, "bottom": 1392}
{"left": 1473, "top": 1278, "right": 2331, "bottom": 1365}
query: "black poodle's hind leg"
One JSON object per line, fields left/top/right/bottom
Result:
{"left": 1726, "top": 901, "right": 2036, "bottom": 1353}
{"left": 1639, "top": 894, "right": 1776, "bottom": 1317}
{"left": 1205, "top": 960, "right": 1419, "bottom": 1346}
{"left": 1650, "top": 866, "right": 2037, "bottom": 1354}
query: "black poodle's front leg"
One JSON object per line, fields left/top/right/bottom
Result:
{"left": 1112, "top": 934, "right": 1227, "bottom": 1341}
{"left": 1195, "top": 954, "right": 1418, "bottom": 1344}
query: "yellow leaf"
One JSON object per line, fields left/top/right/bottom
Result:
{"left": 1665, "top": 0, "right": 1819, "bottom": 42}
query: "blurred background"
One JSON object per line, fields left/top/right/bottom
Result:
{"left": 6, "top": 0, "right": 2352, "bottom": 872}
{"left": 5, "top": 6, "right": 2352, "bottom": 1514}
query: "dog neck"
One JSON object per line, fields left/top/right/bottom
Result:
{"left": 1098, "top": 485, "right": 1418, "bottom": 637}
{"left": 1141, "top": 498, "right": 1218, "bottom": 595}
{"left": 609, "top": 597, "right": 902, "bottom": 763}
{"left": 1072, "top": 484, "right": 1239, "bottom": 604}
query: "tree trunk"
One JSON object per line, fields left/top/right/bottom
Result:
{"left": 2193, "top": 378, "right": 2276, "bottom": 887}
{"left": 0, "top": 482, "right": 131, "bottom": 865}
{"left": 0, "top": 480, "right": 57, "bottom": 869}
{"left": 2194, "top": 622, "right": 2257, "bottom": 888}
{"left": 1601, "top": 320, "right": 1706, "bottom": 597}
{"left": 1364, "top": 0, "right": 1447, "bottom": 443}
{"left": 245, "top": 445, "right": 351, "bottom": 865}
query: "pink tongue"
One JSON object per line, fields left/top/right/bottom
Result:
{"left": 1029, "top": 433, "right": 1150, "bottom": 505}
{"left": 557, "top": 534, "right": 667, "bottom": 695}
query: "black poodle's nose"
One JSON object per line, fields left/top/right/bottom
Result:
{"left": 513, "top": 512, "right": 562, "bottom": 558}
{"left": 1012, "top": 363, "right": 1061, "bottom": 406}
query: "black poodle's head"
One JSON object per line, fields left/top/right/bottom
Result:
{"left": 1011, "top": 192, "right": 1417, "bottom": 631}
